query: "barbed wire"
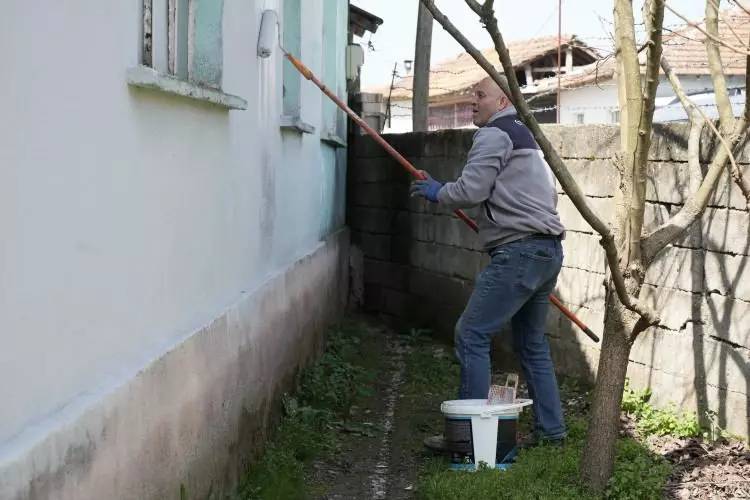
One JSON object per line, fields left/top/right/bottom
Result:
{"left": 385, "top": 80, "right": 746, "bottom": 98}
{"left": 386, "top": 84, "right": 745, "bottom": 113}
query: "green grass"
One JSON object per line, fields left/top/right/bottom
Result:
{"left": 232, "top": 324, "right": 678, "bottom": 500}
{"left": 234, "top": 322, "right": 376, "bottom": 500}
{"left": 405, "top": 334, "right": 672, "bottom": 500}
{"left": 416, "top": 414, "right": 671, "bottom": 499}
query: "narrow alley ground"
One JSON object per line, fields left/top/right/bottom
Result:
{"left": 238, "top": 316, "right": 749, "bottom": 499}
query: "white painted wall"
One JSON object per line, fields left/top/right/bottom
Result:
{"left": 0, "top": 0, "right": 347, "bottom": 450}
{"left": 560, "top": 75, "right": 746, "bottom": 124}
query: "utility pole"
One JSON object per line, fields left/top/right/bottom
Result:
{"left": 385, "top": 62, "right": 398, "bottom": 128}
{"left": 412, "top": 2, "right": 433, "bottom": 132}
{"left": 556, "top": 0, "right": 562, "bottom": 123}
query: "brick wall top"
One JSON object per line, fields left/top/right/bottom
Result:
{"left": 353, "top": 123, "right": 750, "bottom": 164}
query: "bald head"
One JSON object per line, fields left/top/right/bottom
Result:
{"left": 472, "top": 77, "right": 511, "bottom": 126}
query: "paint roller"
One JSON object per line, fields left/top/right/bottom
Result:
{"left": 257, "top": 10, "right": 278, "bottom": 59}
{"left": 254, "top": 10, "right": 600, "bottom": 344}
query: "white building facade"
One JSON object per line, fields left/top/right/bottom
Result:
{"left": 0, "top": 1, "right": 351, "bottom": 498}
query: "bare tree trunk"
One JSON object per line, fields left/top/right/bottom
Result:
{"left": 580, "top": 288, "right": 639, "bottom": 491}
{"left": 413, "top": 2, "right": 433, "bottom": 132}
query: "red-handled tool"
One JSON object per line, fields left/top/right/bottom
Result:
{"left": 284, "top": 50, "right": 599, "bottom": 344}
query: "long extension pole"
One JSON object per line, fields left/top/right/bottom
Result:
{"left": 283, "top": 50, "right": 599, "bottom": 343}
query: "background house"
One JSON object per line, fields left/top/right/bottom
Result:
{"left": 551, "top": 7, "right": 748, "bottom": 124}
{"left": 0, "top": 1, "right": 374, "bottom": 498}
{"left": 373, "top": 35, "right": 599, "bottom": 133}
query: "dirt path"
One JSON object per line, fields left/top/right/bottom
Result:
{"left": 307, "top": 327, "right": 421, "bottom": 499}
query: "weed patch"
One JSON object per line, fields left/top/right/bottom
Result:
{"left": 622, "top": 380, "right": 701, "bottom": 438}
{"left": 234, "top": 322, "right": 375, "bottom": 499}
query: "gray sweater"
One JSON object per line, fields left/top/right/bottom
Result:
{"left": 437, "top": 106, "right": 564, "bottom": 249}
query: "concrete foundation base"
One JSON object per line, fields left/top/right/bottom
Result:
{"left": 1, "top": 229, "right": 349, "bottom": 500}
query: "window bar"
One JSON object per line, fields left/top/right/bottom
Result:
{"left": 142, "top": 0, "right": 153, "bottom": 66}
{"left": 168, "top": 0, "right": 176, "bottom": 74}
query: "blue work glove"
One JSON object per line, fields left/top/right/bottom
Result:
{"left": 410, "top": 171, "right": 443, "bottom": 203}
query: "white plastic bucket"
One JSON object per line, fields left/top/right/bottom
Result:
{"left": 440, "top": 399, "right": 533, "bottom": 470}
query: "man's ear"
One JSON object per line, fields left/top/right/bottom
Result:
{"left": 498, "top": 94, "right": 510, "bottom": 110}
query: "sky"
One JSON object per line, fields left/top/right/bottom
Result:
{"left": 351, "top": 0, "right": 710, "bottom": 89}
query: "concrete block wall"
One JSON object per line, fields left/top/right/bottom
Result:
{"left": 348, "top": 125, "right": 750, "bottom": 438}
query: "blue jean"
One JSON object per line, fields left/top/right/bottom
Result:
{"left": 454, "top": 237, "right": 566, "bottom": 440}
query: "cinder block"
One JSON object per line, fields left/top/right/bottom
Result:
{"left": 351, "top": 135, "right": 386, "bottom": 158}
{"left": 433, "top": 216, "right": 481, "bottom": 250}
{"left": 383, "top": 132, "right": 427, "bottom": 158}
{"left": 348, "top": 157, "right": 409, "bottom": 183}
{"left": 557, "top": 195, "right": 614, "bottom": 233}
{"left": 408, "top": 268, "right": 474, "bottom": 306}
{"left": 409, "top": 241, "right": 483, "bottom": 281}
{"left": 392, "top": 211, "right": 413, "bottom": 238}
{"left": 651, "top": 122, "right": 691, "bottom": 161}
{"left": 424, "top": 129, "right": 474, "bottom": 158}
{"left": 629, "top": 328, "right": 694, "bottom": 374}
{"left": 561, "top": 232, "right": 606, "bottom": 273}
{"left": 555, "top": 159, "right": 618, "bottom": 197}
{"left": 643, "top": 161, "right": 750, "bottom": 212}
{"left": 705, "top": 293, "right": 750, "bottom": 347}
{"left": 644, "top": 246, "right": 705, "bottom": 292}
{"left": 405, "top": 193, "right": 458, "bottom": 216}
{"left": 363, "top": 258, "right": 409, "bottom": 290}
{"left": 695, "top": 332, "right": 750, "bottom": 390}
{"left": 704, "top": 251, "right": 750, "bottom": 302}
{"left": 556, "top": 267, "right": 607, "bottom": 310}
{"left": 630, "top": 325, "right": 749, "bottom": 388}
{"left": 416, "top": 156, "right": 468, "bottom": 184}
{"left": 559, "top": 124, "right": 619, "bottom": 159}
{"left": 348, "top": 206, "right": 397, "bottom": 234}
{"left": 539, "top": 124, "right": 564, "bottom": 153}
{"left": 640, "top": 285, "right": 700, "bottom": 332}
{"left": 710, "top": 166, "right": 750, "bottom": 211}
{"left": 646, "top": 161, "right": 690, "bottom": 205}
{"left": 556, "top": 303, "right": 606, "bottom": 346}
{"left": 350, "top": 182, "right": 408, "bottom": 209}
{"left": 354, "top": 232, "right": 392, "bottom": 260}
{"left": 390, "top": 233, "right": 413, "bottom": 265}
{"left": 703, "top": 208, "right": 750, "bottom": 256}
{"left": 735, "top": 137, "right": 750, "bottom": 164}
{"left": 380, "top": 287, "right": 418, "bottom": 318}
{"left": 643, "top": 202, "right": 671, "bottom": 233}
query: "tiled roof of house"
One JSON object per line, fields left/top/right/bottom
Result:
{"left": 368, "top": 34, "right": 598, "bottom": 100}
{"left": 534, "top": 6, "right": 749, "bottom": 91}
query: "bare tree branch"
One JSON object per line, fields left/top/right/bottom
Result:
{"left": 464, "top": 0, "right": 483, "bottom": 15}
{"left": 705, "top": 0, "right": 736, "bottom": 131}
{"left": 662, "top": 58, "right": 706, "bottom": 195}
{"left": 642, "top": 56, "right": 748, "bottom": 263}
{"left": 611, "top": 0, "right": 649, "bottom": 297}
{"left": 665, "top": 3, "right": 750, "bottom": 56}
{"left": 422, "top": 0, "right": 659, "bottom": 324}
{"left": 706, "top": 1, "right": 750, "bottom": 206}
{"left": 623, "top": 0, "right": 664, "bottom": 268}
{"left": 730, "top": 0, "right": 750, "bottom": 17}
{"left": 713, "top": 0, "right": 747, "bottom": 47}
